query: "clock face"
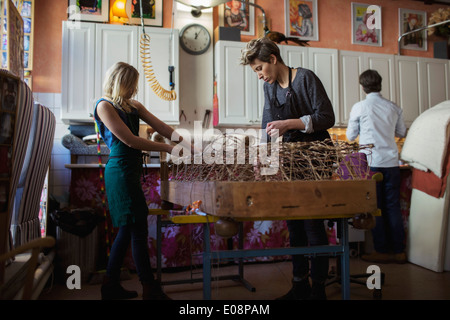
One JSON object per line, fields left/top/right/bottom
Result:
{"left": 180, "top": 24, "right": 211, "bottom": 55}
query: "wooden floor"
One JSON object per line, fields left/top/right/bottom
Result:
{"left": 38, "top": 257, "right": 450, "bottom": 301}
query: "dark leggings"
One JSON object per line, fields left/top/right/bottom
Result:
{"left": 286, "top": 219, "right": 329, "bottom": 282}
{"left": 106, "top": 220, "right": 155, "bottom": 284}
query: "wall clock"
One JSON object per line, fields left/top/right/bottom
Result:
{"left": 179, "top": 23, "right": 211, "bottom": 55}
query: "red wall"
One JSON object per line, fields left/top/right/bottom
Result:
{"left": 33, "top": 0, "right": 447, "bottom": 93}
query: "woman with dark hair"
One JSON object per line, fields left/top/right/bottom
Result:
{"left": 240, "top": 37, "right": 335, "bottom": 300}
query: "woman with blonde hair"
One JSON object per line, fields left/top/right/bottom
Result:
{"left": 94, "top": 62, "right": 186, "bottom": 300}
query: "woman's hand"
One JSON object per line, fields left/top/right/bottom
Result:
{"left": 266, "top": 120, "right": 290, "bottom": 137}
{"left": 266, "top": 119, "right": 305, "bottom": 137}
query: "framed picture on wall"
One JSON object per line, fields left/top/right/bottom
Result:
{"left": 285, "top": 0, "right": 318, "bottom": 41}
{"left": 219, "top": 0, "right": 255, "bottom": 36}
{"left": 399, "top": 8, "right": 427, "bottom": 51}
{"left": 351, "top": 2, "right": 382, "bottom": 47}
{"left": 126, "top": 0, "right": 163, "bottom": 27}
{"left": 68, "top": 0, "right": 109, "bottom": 23}
{"left": 7, "top": 0, "right": 24, "bottom": 79}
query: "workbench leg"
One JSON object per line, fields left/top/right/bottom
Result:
{"left": 238, "top": 222, "right": 244, "bottom": 279}
{"left": 156, "top": 215, "right": 162, "bottom": 283}
{"left": 237, "top": 222, "right": 256, "bottom": 292}
{"left": 340, "top": 218, "right": 350, "bottom": 300}
{"left": 203, "top": 222, "right": 212, "bottom": 300}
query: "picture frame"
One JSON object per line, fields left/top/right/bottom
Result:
{"left": 16, "top": 0, "right": 34, "bottom": 71}
{"left": 68, "top": 0, "right": 109, "bottom": 23}
{"left": 351, "top": 2, "right": 382, "bottom": 47}
{"left": 126, "top": 0, "right": 163, "bottom": 27}
{"left": 399, "top": 8, "right": 427, "bottom": 51}
{"left": 7, "top": 0, "right": 24, "bottom": 79}
{"left": 1, "top": 1, "right": 34, "bottom": 75}
{"left": 219, "top": 0, "right": 255, "bottom": 36}
{"left": 285, "top": 0, "right": 319, "bottom": 41}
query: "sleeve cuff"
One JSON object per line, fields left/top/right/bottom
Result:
{"left": 300, "top": 115, "right": 313, "bottom": 133}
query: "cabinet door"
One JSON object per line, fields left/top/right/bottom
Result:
{"left": 137, "top": 28, "right": 180, "bottom": 124}
{"left": 339, "top": 51, "right": 365, "bottom": 125}
{"left": 308, "top": 48, "right": 339, "bottom": 124}
{"left": 420, "top": 57, "right": 450, "bottom": 110}
{"left": 365, "top": 53, "right": 396, "bottom": 103}
{"left": 215, "top": 41, "right": 253, "bottom": 125}
{"left": 281, "top": 45, "right": 309, "bottom": 69}
{"left": 94, "top": 24, "right": 138, "bottom": 100}
{"left": 61, "top": 21, "right": 95, "bottom": 123}
{"left": 253, "top": 77, "right": 265, "bottom": 124}
{"left": 395, "top": 56, "right": 424, "bottom": 126}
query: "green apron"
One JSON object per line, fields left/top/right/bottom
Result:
{"left": 104, "top": 108, "right": 148, "bottom": 228}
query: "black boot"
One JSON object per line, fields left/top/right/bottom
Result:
{"left": 309, "top": 280, "right": 327, "bottom": 300}
{"left": 101, "top": 276, "right": 138, "bottom": 300}
{"left": 276, "top": 278, "right": 311, "bottom": 300}
{"left": 142, "top": 281, "right": 171, "bottom": 300}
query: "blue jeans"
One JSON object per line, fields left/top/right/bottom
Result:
{"left": 106, "top": 220, "right": 155, "bottom": 284}
{"left": 370, "top": 166, "right": 405, "bottom": 254}
{"left": 286, "top": 219, "right": 329, "bottom": 282}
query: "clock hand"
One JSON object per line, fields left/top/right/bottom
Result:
{"left": 195, "top": 32, "right": 198, "bottom": 39}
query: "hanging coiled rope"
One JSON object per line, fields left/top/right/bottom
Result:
{"left": 139, "top": 0, "right": 177, "bottom": 101}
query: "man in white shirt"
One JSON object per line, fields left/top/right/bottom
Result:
{"left": 347, "top": 69, "right": 407, "bottom": 264}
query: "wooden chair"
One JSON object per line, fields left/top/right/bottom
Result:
{"left": 0, "top": 236, "right": 55, "bottom": 300}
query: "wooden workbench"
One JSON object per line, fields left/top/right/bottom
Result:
{"left": 160, "top": 178, "right": 379, "bottom": 300}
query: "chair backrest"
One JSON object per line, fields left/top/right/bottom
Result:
{"left": 0, "top": 71, "right": 34, "bottom": 256}
{"left": 11, "top": 102, "right": 56, "bottom": 247}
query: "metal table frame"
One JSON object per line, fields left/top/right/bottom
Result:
{"left": 201, "top": 217, "right": 350, "bottom": 300}
{"left": 154, "top": 211, "right": 351, "bottom": 300}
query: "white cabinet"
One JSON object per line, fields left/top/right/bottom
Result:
{"left": 308, "top": 48, "right": 339, "bottom": 122}
{"left": 420, "top": 57, "right": 450, "bottom": 111}
{"left": 281, "top": 45, "right": 309, "bottom": 68}
{"left": 339, "top": 51, "right": 365, "bottom": 126}
{"left": 339, "top": 51, "right": 395, "bottom": 125}
{"left": 61, "top": 22, "right": 179, "bottom": 124}
{"left": 94, "top": 24, "right": 138, "bottom": 100}
{"left": 137, "top": 28, "right": 180, "bottom": 123}
{"left": 395, "top": 55, "right": 423, "bottom": 126}
{"left": 394, "top": 55, "right": 450, "bottom": 126}
{"left": 214, "top": 41, "right": 257, "bottom": 125}
{"left": 214, "top": 40, "right": 449, "bottom": 127}
{"left": 365, "top": 53, "right": 396, "bottom": 103}
{"left": 61, "top": 22, "right": 96, "bottom": 123}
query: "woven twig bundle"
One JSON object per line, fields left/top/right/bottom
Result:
{"left": 168, "top": 134, "right": 373, "bottom": 182}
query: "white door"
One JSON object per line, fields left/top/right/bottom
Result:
{"left": 339, "top": 51, "right": 365, "bottom": 125}
{"left": 420, "top": 57, "right": 450, "bottom": 110}
{"left": 94, "top": 24, "right": 138, "bottom": 100}
{"left": 138, "top": 27, "right": 180, "bottom": 124}
{"left": 281, "top": 45, "right": 309, "bottom": 69}
{"left": 308, "top": 48, "right": 339, "bottom": 125}
{"left": 395, "top": 56, "right": 424, "bottom": 126}
{"left": 216, "top": 41, "right": 253, "bottom": 125}
{"left": 365, "top": 53, "right": 396, "bottom": 103}
{"left": 61, "top": 21, "right": 95, "bottom": 123}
